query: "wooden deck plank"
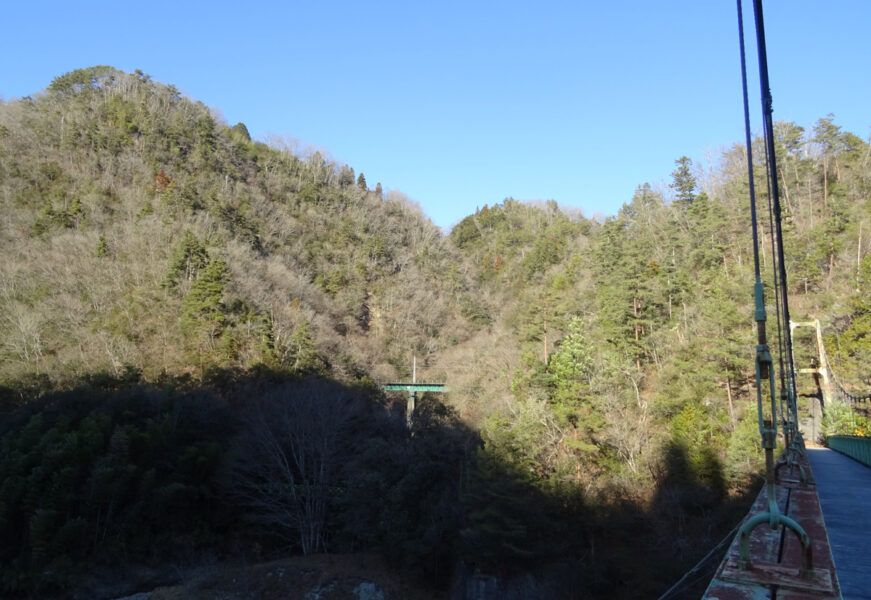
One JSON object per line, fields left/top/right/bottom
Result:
{"left": 703, "top": 450, "right": 840, "bottom": 600}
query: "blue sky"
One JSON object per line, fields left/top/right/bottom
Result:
{"left": 2, "top": 1, "right": 868, "bottom": 230}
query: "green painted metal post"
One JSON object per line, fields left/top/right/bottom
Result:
{"left": 382, "top": 383, "right": 449, "bottom": 428}
{"left": 407, "top": 389, "right": 415, "bottom": 429}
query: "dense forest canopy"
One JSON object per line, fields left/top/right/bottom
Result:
{"left": 0, "top": 66, "right": 869, "bottom": 598}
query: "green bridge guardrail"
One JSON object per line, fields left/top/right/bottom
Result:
{"left": 827, "top": 435, "right": 871, "bottom": 467}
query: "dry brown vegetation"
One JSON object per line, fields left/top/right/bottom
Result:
{"left": 1, "top": 67, "right": 870, "bottom": 598}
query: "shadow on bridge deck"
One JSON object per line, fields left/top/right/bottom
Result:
{"left": 703, "top": 449, "right": 840, "bottom": 599}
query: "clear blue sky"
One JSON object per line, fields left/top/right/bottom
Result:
{"left": 2, "top": 1, "right": 868, "bottom": 230}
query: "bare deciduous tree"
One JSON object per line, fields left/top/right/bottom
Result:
{"left": 228, "top": 381, "right": 358, "bottom": 554}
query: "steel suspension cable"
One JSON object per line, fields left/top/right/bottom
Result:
{"left": 764, "top": 138, "right": 789, "bottom": 428}
{"left": 738, "top": 0, "right": 772, "bottom": 424}
{"left": 752, "top": 0, "right": 799, "bottom": 413}
{"left": 738, "top": 0, "right": 777, "bottom": 442}
{"left": 734, "top": 0, "right": 813, "bottom": 575}
{"left": 738, "top": 0, "right": 761, "bottom": 284}
{"left": 754, "top": 26, "right": 788, "bottom": 429}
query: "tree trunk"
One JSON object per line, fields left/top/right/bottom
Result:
{"left": 574, "top": 427, "right": 581, "bottom": 485}
{"left": 857, "top": 222, "right": 863, "bottom": 292}
{"left": 542, "top": 308, "right": 548, "bottom": 365}
{"left": 726, "top": 376, "right": 735, "bottom": 430}
{"left": 779, "top": 168, "right": 793, "bottom": 214}
{"left": 634, "top": 295, "right": 641, "bottom": 370}
{"left": 822, "top": 155, "right": 828, "bottom": 210}
{"left": 760, "top": 223, "right": 767, "bottom": 269}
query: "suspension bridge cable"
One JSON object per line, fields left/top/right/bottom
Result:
{"left": 765, "top": 162, "right": 791, "bottom": 428}
{"left": 656, "top": 522, "right": 742, "bottom": 600}
{"left": 829, "top": 361, "right": 871, "bottom": 403}
{"left": 738, "top": 0, "right": 761, "bottom": 284}
{"left": 757, "top": 52, "right": 788, "bottom": 427}
{"left": 752, "top": 0, "right": 799, "bottom": 410}
{"left": 738, "top": 0, "right": 775, "bottom": 441}
{"left": 820, "top": 332, "right": 871, "bottom": 402}
{"left": 732, "top": 1, "right": 815, "bottom": 576}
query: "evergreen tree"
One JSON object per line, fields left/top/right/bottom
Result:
{"left": 164, "top": 231, "right": 209, "bottom": 289}
{"left": 95, "top": 235, "right": 109, "bottom": 258}
{"left": 833, "top": 254, "right": 871, "bottom": 387}
{"left": 338, "top": 164, "right": 355, "bottom": 187}
{"left": 285, "top": 322, "right": 326, "bottom": 374}
{"left": 670, "top": 156, "right": 697, "bottom": 209}
{"left": 548, "top": 317, "right": 602, "bottom": 453}
{"left": 813, "top": 114, "right": 843, "bottom": 161}
{"left": 181, "top": 258, "right": 229, "bottom": 346}
{"left": 230, "top": 122, "right": 251, "bottom": 142}
{"left": 813, "top": 114, "right": 844, "bottom": 207}
{"left": 774, "top": 121, "right": 806, "bottom": 158}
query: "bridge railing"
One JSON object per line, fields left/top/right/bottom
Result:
{"left": 827, "top": 435, "right": 871, "bottom": 467}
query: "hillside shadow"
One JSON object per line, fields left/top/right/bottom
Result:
{"left": 0, "top": 371, "right": 758, "bottom": 600}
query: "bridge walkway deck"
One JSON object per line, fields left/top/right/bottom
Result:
{"left": 806, "top": 448, "right": 871, "bottom": 600}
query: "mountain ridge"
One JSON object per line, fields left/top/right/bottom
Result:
{"left": 1, "top": 66, "right": 869, "bottom": 598}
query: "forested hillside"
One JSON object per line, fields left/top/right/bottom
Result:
{"left": 1, "top": 67, "right": 869, "bottom": 598}
{"left": 0, "top": 66, "right": 475, "bottom": 392}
